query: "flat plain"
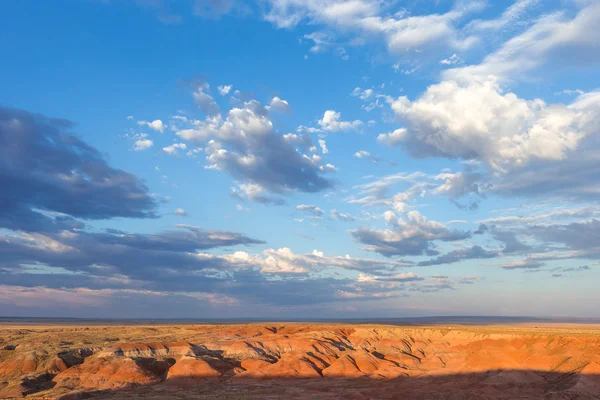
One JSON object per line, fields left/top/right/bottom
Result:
{"left": 2, "top": 321, "right": 600, "bottom": 399}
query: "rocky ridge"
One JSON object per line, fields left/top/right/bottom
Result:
{"left": 1, "top": 324, "right": 600, "bottom": 399}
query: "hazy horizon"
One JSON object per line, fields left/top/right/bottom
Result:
{"left": 1, "top": 0, "right": 600, "bottom": 319}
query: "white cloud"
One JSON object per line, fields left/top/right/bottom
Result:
{"left": 303, "top": 31, "right": 348, "bottom": 60}
{"left": 318, "top": 139, "right": 328, "bottom": 154}
{"left": 304, "top": 31, "right": 333, "bottom": 53}
{"left": 193, "top": 83, "right": 221, "bottom": 116}
{"left": 138, "top": 119, "right": 166, "bottom": 133}
{"left": 318, "top": 110, "right": 362, "bottom": 132}
{"left": 205, "top": 246, "right": 410, "bottom": 276}
{"left": 296, "top": 204, "right": 324, "bottom": 217}
{"left": 354, "top": 150, "right": 379, "bottom": 163}
{"left": 377, "top": 128, "right": 408, "bottom": 147}
{"left": 450, "top": 3, "right": 600, "bottom": 81}
{"left": 439, "top": 53, "right": 463, "bottom": 65}
{"left": 556, "top": 89, "right": 585, "bottom": 96}
{"left": 479, "top": 206, "right": 600, "bottom": 227}
{"left": 267, "top": 96, "right": 291, "bottom": 113}
{"left": 433, "top": 172, "right": 486, "bottom": 198}
{"left": 352, "top": 87, "right": 374, "bottom": 100}
{"left": 296, "top": 125, "right": 323, "bottom": 133}
{"left": 133, "top": 139, "right": 153, "bottom": 152}
{"left": 175, "top": 94, "right": 334, "bottom": 197}
{"left": 186, "top": 147, "right": 203, "bottom": 158}
{"left": 163, "top": 143, "right": 187, "bottom": 156}
{"left": 351, "top": 210, "right": 470, "bottom": 256}
{"left": 236, "top": 204, "right": 250, "bottom": 212}
{"left": 251, "top": 247, "right": 408, "bottom": 274}
{"left": 217, "top": 84, "right": 232, "bottom": 96}
{"left": 331, "top": 209, "right": 355, "bottom": 222}
{"left": 393, "top": 65, "right": 418, "bottom": 75}
{"left": 263, "top": 0, "right": 482, "bottom": 57}
{"left": 231, "top": 183, "right": 286, "bottom": 205}
{"left": 387, "top": 77, "right": 598, "bottom": 172}
{"left": 348, "top": 169, "right": 486, "bottom": 213}
{"left": 376, "top": 2, "right": 600, "bottom": 201}
{"left": 351, "top": 87, "right": 389, "bottom": 112}
{"left": 173, "top": 208, "right": 187, "bottom": 216}
{"left": 467, "top": 0, "right": 539, "bottom": 31}
{"left": 358, "top": 271, "right": 424, "bottom": 283}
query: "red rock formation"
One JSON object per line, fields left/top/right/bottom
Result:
{"left": 166, "top": 356, "right": 220, "bottom": 379}
{"left": 53, "top": 356, "right": 161, "bottom": 390}
{"left": 3, "top": 324, "right": 600, "bottom": 398}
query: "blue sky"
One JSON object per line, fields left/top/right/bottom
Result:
{"left": 1, "top": 0, "right": 599, "bottom": 318}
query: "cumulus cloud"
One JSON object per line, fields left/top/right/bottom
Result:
{"left": 0, "top": 106, "right": 157, "bottom": 223}
{"left": 433, "top": 172, "right": 488, "bottom": 198}
{"left": 528, "top": 219, "right": 600, "bottom": 255}
{"left": 163, "top": 142, "right": 187, "bottom": 155}
{"left": 175, "top": 94, "right": 335, "bottom": 197}
{"left": 193, "top": 83, "right": 221, "bottom": 116}
{"left": 296, "top": 204, "right": 324, "bottom": 217}
{"left": 231, "top": 183, "right": 286, "bottom": 205}
{"left": 250, "top": 248, "right": 410, "bottom": 274}
{"left": 318, "top": 110, "right": 363, "bottom": 132}
{"left": 318, "top": 139, "right": 328, "bottom": 154}
{"left": 138, "top": 119, "right": 165, "bottom": 133}
{"left": 331, "top": 209, "right": 355, "bottom": 222}
{"left": 491, "top": 143, "right": 600, "bottom": 200}
{"left": 303, "top": 31, "right": 348, "bottom": 60}
{"left": 354, "top": 150, "right": 379, "bottom": 163}
{"left": 348, "top": 170, "right": 485, "bottom": 212}
{"left": 263, "top": 0, "right": 482, "bottom": 58}
{"left": 133, "top": 138, "right": 153, "bottom": 151}
{"left": 217, "top": 84, "right": 232, "bottom": 95}
{"left": 173, "top": 208, "right": 187, "bottom": 216}
{"left": 439, "top": 53, "right": 463, "bottom": 65}
{"left": 0, "top": 220, "right": 424, "bottom": 310}
{"left": 496, "top": 259, "right": 544, "bottom": 270}
{"left": 377, "top": 128, "right": 408, "bottom": 147}
{"left": 351, "top": 210, "right": 470, "bottom": 256}
{"left": 0, "top": 224, "right": 264, "bottom": 282}
{"left": 352, "top": 87, "right": 390, "bottom": 112}
{"left": 236, "top": 204, "right": 250, "bottom": 212}
{"left": 386, "top": 77, "right": 598, "bottom": 172}
{"left": 418, "top": 245, "right": 500, "bottom": 267}
{"left": 186, "top": 147, "right": 203, "bottom": 158}
{"left": 0, "top": 106, "right": 472, "bottom": 316}
{"left": 267, "top": 96, "right": 291, "bottom": 113}
{"left": 377, "top": 3, "right": 600, "bottom": 201}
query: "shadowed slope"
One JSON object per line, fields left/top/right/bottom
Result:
{"left": 2, "top": 323, "right": 600, "bottom": 399}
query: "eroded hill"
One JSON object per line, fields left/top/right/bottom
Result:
{"left": 2, "top": 323, "right": 600, "bottom": 399}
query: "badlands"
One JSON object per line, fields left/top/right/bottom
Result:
{"left": 2, "top": 322, "right": 600, "bottom": 399}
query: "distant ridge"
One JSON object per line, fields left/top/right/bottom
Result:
{"left": 3, "top": 315, "right": 600, "bottom": 326}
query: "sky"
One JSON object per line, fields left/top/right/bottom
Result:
{"left": 1, "top": 0, "right": 600, "bottom": 319}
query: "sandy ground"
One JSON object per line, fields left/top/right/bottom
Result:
{"left": 2, "top": 322, "right": 600, "bottom": 399}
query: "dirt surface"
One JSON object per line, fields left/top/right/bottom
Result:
{"left": 2, "top": 323, "right": 600, "bottom": 399}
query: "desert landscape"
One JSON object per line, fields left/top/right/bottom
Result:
{"left": 2, "top": 322, "right": 600, "bottom": 399}
{"left": 3, "top": 1, "right": 600, "bottom": 399}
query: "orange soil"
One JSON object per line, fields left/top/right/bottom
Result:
{"left": 1, "top": 323, "right": 600, "bottom": 399}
